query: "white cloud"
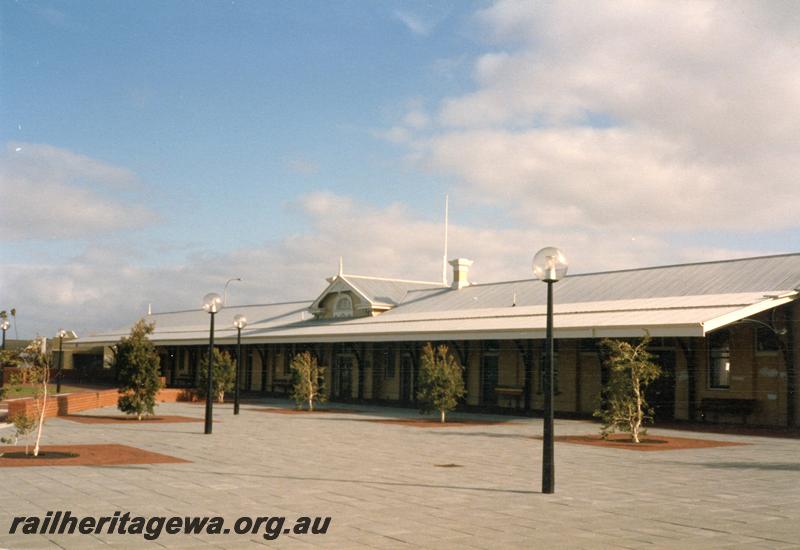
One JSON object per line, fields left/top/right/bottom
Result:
{"left": 0, "top": 143, "right": 158, "bottom": 240}
{"left": 3, "top": 191, "right": 765, "bottom": 337}
{"left": 400, "top": 1, "right": 800, "bottom": 233}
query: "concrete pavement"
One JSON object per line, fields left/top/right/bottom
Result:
{"left": 1, "top": 399, "right": 799, "bottom": 549}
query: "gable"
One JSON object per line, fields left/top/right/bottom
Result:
{"left": 309, "top": 276, "right": 377, "bottom": 319}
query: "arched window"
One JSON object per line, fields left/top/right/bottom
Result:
{"left": 333, "top": 295, "right": 353, "bottom": 318}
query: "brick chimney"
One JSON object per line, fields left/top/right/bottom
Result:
{"left": 449, "top": 258, "right": 473, "bottom": 290}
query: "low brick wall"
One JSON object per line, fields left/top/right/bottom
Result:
{"left": 5, "top": 388, "right": 197, "bottom": 419}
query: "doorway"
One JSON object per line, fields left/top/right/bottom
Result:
{"left": 647, "top": 349, "right": 676, "bottom": 421}
{"left": 399, "top": 354, "right": 414, "bottom": 404}
{"left": 481, "top": 355, "right": 499, "bottom": 406}
{"left": 334, "top": 355, "right": 354, "bottom": 400}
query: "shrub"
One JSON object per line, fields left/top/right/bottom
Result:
{"left": 593, "top": 335, "right": 661, "bottom": 443}
{"left": 289, "top": 352, "right": 326, "bottom": 411}
{"left": 112, "top": 320, "right": 163, "bottom": 420}
{"left": 197, "top": 348, "right": 235, "bottom": 403}
{"left": 417, "top": 343, "right": 466, "bottom": 423}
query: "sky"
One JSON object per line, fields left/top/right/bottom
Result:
{"left": 1, "top": 0, "right": 799, "bottom": 338}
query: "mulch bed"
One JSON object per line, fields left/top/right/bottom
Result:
{"left": 61, "top": 415, "right": 203, "bottom": 424}
{"left": 251, "top": 407, "right": 362, "bottom": 415}
{"left": 552, "top": 433, "right": 746, "bottom": 451}
{"left": 364, "top": 418, "right": 508, "bottom": 428}
{"left": 0, "top": 444, "right": 190, "bottom": 467}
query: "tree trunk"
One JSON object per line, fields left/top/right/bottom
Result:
{"left": 309, "top": 395, "right": 313, "bottom": 411}
{"left": 440, "top": 409, "right": 446, "bottom": 423}
{"left": 33, "top": 385, "right": 47, "bottom": 457}
{"left": 631, "top": 369, "right": 641, "bottom": 443}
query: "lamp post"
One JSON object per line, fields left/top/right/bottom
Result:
{"left": 532, "top": 246, "right": 568, "bottom": 494}
{"left": 202, "top": 292, "right": 223, "bottom": 434}
{"left": 0, "top": 319, "right": 9, "bottom": 350}
{"left": 233, "top": 314, "right": 247, "bottom": 415}
{"left": 56, "top": 329, "right": 67, "bottom": 393}
{"left": 223, "top": 277, "right": 242, "bottom": 306}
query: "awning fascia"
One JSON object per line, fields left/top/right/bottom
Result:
{"left": 702, "top": 293, "right": 797, "bottom": 334}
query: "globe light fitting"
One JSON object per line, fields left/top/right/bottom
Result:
{"left": 202, "top": 293, "right": 223, "bottom": 314}
{"left": 233, "top": 314, "right": 248, "bottom": 330}
{"left": 533, "top": 247, "right": 568, "bottom": 282}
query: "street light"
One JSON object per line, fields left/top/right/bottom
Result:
{"left": 233, "top": 314, "right": 248, "bottom": 415}
{"left": 202, "top": 292, "right": 223, "bottom": 434}
{"left": 223, "top": 277, "right": 242, "bottom": 306}
{"left": 0, "top": 319, "right": 9, "bottom": 350}
{"left": 532, "top": 246, "right": 568, "bottom": 494}
{"left": 56, "top": 329, "right": 67, "bottom": 393}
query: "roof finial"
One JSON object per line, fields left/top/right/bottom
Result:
{"left": 339, "top": 256, "right": 344, "bottom": 277}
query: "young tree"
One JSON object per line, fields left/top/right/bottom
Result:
{"left": 289, "top": 351, "right": 326, "bottom": 411}
{"left": 112, "top": 319, "right": 163, "bottom": 420}
{"left": 7, "top": 339, "right": 51, "bottom": 456}
{"left": 417, "top": 343, "right": 466, "bottom": 423}
{"left": 197, "top": 348, "right": 235, "bottom": 403}
{"left": 0, "top": 413, "right": 36, "bottom": 455}
{"left": 594, "top": 335, "right": 661, "bottom": 443}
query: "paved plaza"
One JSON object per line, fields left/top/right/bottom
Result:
{"left": 2, "top": 399, "right": 799, "bottom": 549}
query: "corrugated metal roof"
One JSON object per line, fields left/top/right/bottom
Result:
{"left": 345, "top": 275, "right": 443, "bottom": 306}
{"left": 397, "top": 253, "right": 800, "bottom": 312}
{"left": 77, "top": 253, "right": 800, "bottom": 345}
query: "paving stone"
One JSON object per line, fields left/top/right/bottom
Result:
{"left": 2, "top": 399, "right": 800, "bottom": 548}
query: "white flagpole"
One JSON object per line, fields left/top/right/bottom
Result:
{"left": 442, "top": 194, "right": 449, "bottom": 285}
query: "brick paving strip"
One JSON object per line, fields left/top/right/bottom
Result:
{"left": 0, "top": 444, "right": 190, "bottom": 467}
{"left": 59, "top": 415, "right": 203, "bottom": 424}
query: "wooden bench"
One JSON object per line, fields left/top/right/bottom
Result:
{"left": 495, "top": 386, "right": 524, "bottom": 409}
{"left": 700, "top": 398, "right": 758, "bottom": 424}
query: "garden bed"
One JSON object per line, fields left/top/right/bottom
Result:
{"left": 60, "top": 415, "right": 203, "bottom": 424}
{"left": 551, "top": 434, "right": 745, "bottom": 451}
{"left": 0, "top": 444, "right": 190, "bottom": 467}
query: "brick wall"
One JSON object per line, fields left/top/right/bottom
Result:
{"left": 5, "top": 388, "right": 197, "bottom": 419}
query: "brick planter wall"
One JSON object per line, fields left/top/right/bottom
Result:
{"left": 5, "top": 388, "right": 197, "bottom": 419}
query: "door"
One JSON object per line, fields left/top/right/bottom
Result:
{"left": 481, "top": 355, "right": 499, "bottom": 405}
{"left": 334, "top": 355, "right": 353, "bottom": 400}
{"left": 399, "top": 354, "right": 413, "bottom": 404}
{"left": 647, "top": 349, "right": 676, "bottom": 421}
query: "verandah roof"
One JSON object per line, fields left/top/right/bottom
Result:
{"left": 75, "top": 291, "right": 797, "bottom": 346}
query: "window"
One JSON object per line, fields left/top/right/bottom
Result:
{"left": 708, "top": 332, "right": 731, "bottom": 389}
{"left": 333, "top": 294, "right": 353, "bottom": 318}
{"left": 755, "top": 325, "right": 781, "bottom": 353}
